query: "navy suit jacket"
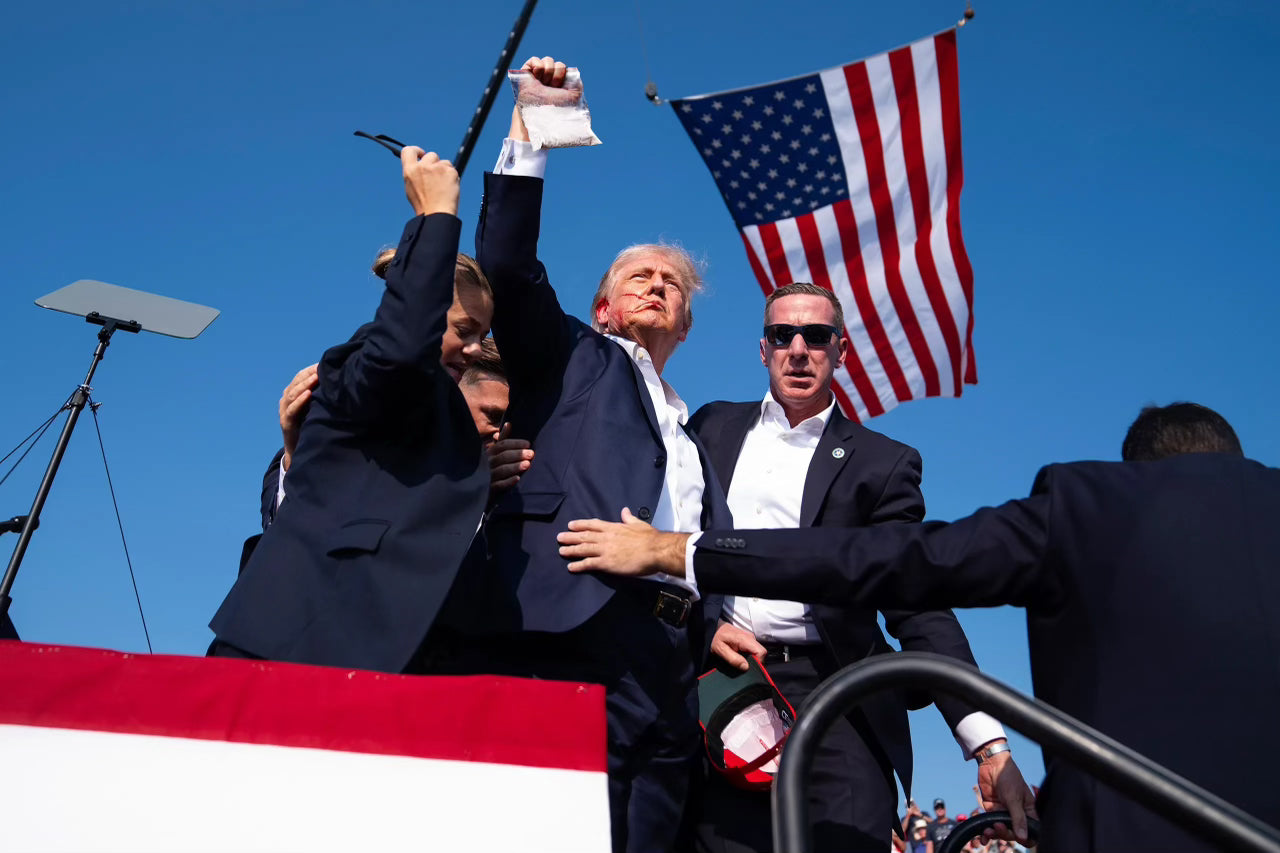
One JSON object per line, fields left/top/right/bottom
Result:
{"left": 211, "top": 214, "right": 490, "bottom": 672}
{"left": 475, "top": 172, "right": 733, "bottom": 636}
{"left": 689, "top": 401, "right": 982, "bottom": 795}
{"left": 234, "top": 448, "right": 285, "bottom": 575}
{"left": 693, "top": 454, "right": 1280, "bottom": 852}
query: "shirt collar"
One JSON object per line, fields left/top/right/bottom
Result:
{"left": 606, "top": 333, "right": 689, "bottom": 424}
{"left": 759, "top": 390, "right": 835, "bottom": 434}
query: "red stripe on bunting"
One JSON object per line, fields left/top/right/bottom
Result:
{"left": 0, "top": 641, "right": 606, "bottom": 773}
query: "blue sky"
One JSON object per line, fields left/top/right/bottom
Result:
{"left": 3, "top": 0, "right": 1277, "bottom": 813}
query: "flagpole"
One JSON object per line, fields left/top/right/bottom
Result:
{"left": 958, "top": 4, "right": 975, "bottom": 27}
{"left": 453, "top": 0, "right": 540, "bottom": 177}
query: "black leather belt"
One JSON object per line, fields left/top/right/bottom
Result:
{"left": 619, "top": 582, "right": 694, "bottom": 628}
{"left": 761, "top": 642, "right": 823, "bottom": 664}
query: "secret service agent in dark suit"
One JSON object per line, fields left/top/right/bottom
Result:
{"left": 562, "top": 403, "right": 1278, "bottom": 852}
{"left": 210, "top": 148, "right": 494, "bottom": 672}
{"left": 685, "top": 285, "right": 1012, "bottom": 853}
{"left": 239, "top": 337, "right": 512, "bottom": 575}
{"left": 469, "top": 56, "right": 734, "bottom": 853}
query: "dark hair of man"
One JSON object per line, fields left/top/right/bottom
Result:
{"left": 1121, "top": 402, "right": 1244, "bottom": 462}
{"left": 371, "top": 248, "right": 493, "bottom": 299}
{"left": 763, "top": 282, "right": 844, "bottom": 330}
{"left": 461, "top": 337, "right": 505, "bottom": 386}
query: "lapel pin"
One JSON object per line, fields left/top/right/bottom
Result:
{"left": 832, "top": 447, "right": 846, "bottom": 459}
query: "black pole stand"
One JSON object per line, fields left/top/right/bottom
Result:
{"left": 452, "top": 0, "right": 539, "bottom": 177}
{"left": 0, "top": 313, "right": 140, "bottom": 622}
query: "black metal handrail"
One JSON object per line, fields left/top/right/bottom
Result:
{"left": 935, "top": 811, "right": 1040, "bottom": 853}
{"left": 772, "top": 652, "right": 1280, "bottom": 853}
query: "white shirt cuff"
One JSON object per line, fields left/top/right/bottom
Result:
{"left": 684, "top": 531, "right": 701, "bottom": 587}
{"left": 953, "top": 711, "right": 1007, "bottom": 759}
{"left": 493, "top": 138, "right": 546, "bottom": 178}
{"left": 275, "top": 459, "right": 287, "bottom": 512}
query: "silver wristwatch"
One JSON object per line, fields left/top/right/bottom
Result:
{"left": 975, "top": 741, "right": 1012, "bottom": 764}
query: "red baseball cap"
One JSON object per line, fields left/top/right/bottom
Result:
{"left": 698, "top": 656, "right": 795, "bottom": 791}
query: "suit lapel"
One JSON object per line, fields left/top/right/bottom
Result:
{"left": 708, "top": 403, "right": 758, "bottom": 491}
{"left": 800, "top": 408, "right": 858, "bottom": 527}
{"left": 623, "top": 347, "right": 665, "bottom": 444}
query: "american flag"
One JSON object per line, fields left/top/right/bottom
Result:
{"left": 671, "top": 29, "right": 975, "bottom": 421}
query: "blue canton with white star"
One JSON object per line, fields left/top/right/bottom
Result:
{"left": 672, "top": 73, "right": 846, "bottom": 229}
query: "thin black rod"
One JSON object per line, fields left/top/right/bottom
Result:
{"left": 88, "top": 401, "right": 153, "bottom": 653}
{"left": 0, "top": 399, "right": 68, "bottom": 489}
{"left": 452, "top": 0, "right": 539, "bottom": 177}
{"left": 0, "top": 329, "right": 115, "bottom": 619}
{"left": 773, "top": 652, "right": 1280, "bottom": 853}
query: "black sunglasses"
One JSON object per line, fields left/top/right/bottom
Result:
{"left": 353, "top": 130, "right": 408, "bottom": 158}
{"left": 763, "top": 323, "right": 840, "bottom": 347}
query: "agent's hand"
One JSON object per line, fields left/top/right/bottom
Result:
{"left": 279, "top": 364, "right": 318, "bottom": 471}
{"left": 489, "top": 424, "right": 533, "bottom": 493}
{"left": 976, "top": 749, "right": 1037, "bottom": 845}
{"left": 401, "top": 147, "right": 459, "bottom": 217}
{"left": 710, "top": 622, "right": 766, "bottom": 672}
{"left": 508, "top": 55, "right": 569, "bottom": 141}
{"left": 557, "top": 508, "right": 689, "bottom": 576}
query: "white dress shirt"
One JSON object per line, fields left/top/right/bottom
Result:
{"left": 722, "top": 394, "right": 833, "bottom": 644}
{"left": 604, "top": 335, "right": 705, "bottom": 598}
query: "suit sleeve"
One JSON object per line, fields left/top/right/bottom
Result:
{"left": 474, "top": 172, "right": 576, "bottom": 387}
{"left": 694, "top": 492, "right": 1056, "bottom": 612}
{"left": 318, "top": 213, "right": 462, "bottom": 424}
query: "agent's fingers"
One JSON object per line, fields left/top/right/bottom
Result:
{"left": 284, "top": 364, "right": 318, "bottom": 394}
{"left": 490, "top": 461, "right": 530, "bottom": 481}
{"left": 400, "top": 145, "right": 428, "bottom": 166}
{"left": 565, "top": 518, "right": 608, "bottom": 532}
{"left": 713, "top": 645, "right": 751, "bottom": 671}
{"left": 488, "top": 439, "right": 532, "bottom": 457}
{"left": 566, "top": 556, "right": 599, "bottom": 573}
{"left": 489, "top": 447, "right": 532, "bottom": 467}
{"left": 490, "top": 474, "right": 521, "bottom": 491}
{"left": 284, "top": 389, "right": 311, "bottom": 417}
{"left": 550, "top": 61, "right": 568, "bottom": 87}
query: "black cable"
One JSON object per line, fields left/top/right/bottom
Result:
{"left": 88, "top": 399, "right": 153, "bottom": 654}
{"left": 0, "top": 395, "right": 72, "bottom": 489}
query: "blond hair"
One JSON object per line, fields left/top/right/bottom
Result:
{"left": 372, "top": 248, "right": 491, "bottom": 299}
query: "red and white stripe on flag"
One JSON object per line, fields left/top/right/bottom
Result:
{"left": 0, "top": 641, "right": 609, "bottom": 852}
{"left": 672, "top": 30, "right": 976, "bottom": 422}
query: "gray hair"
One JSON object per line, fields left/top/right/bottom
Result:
{"left": 590, "top": 243, "right": 704, "bottom": 333}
